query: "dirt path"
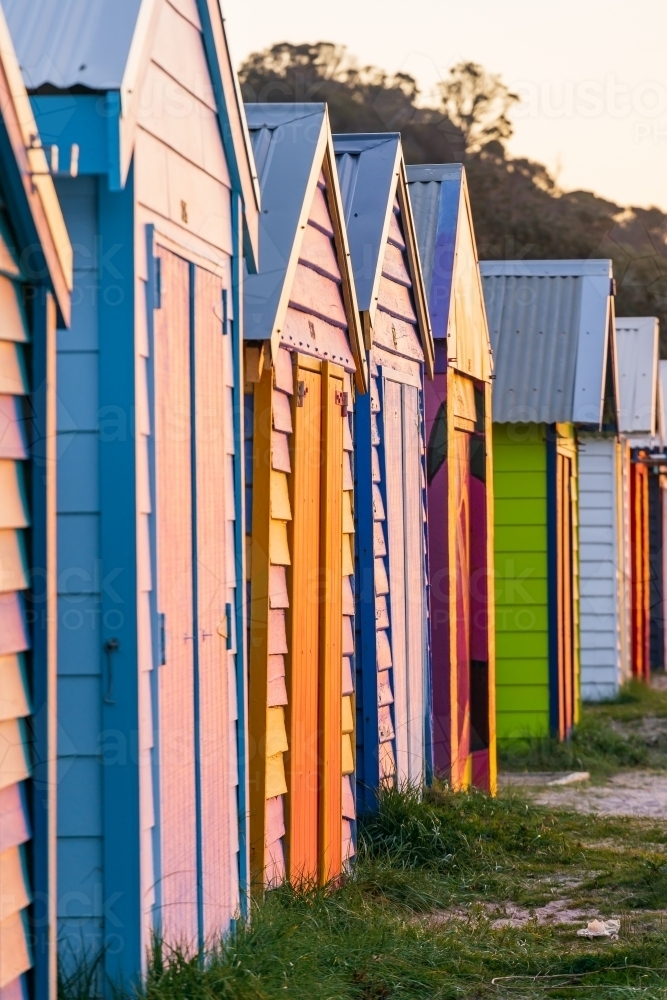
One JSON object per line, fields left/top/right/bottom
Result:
{"left": 501, "top": 769, "right": 667, "bottom": 819}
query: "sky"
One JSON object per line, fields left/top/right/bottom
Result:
{"left": 223, "top": 0, "right": 667, "bottom": 211}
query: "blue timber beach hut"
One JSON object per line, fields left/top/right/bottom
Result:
{"left": 243, "top": 104, "right": 366, "bottom": 890}
{"left": 2, "top": 0, "right": 260, "bottom": 988}
{"left": 333, "top": 134, "right": 433, "bottom": 810}
{"left": 0, "top": 9, "right": 72, "bottom": 1000}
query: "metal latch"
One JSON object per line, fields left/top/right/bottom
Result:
{"left": 336, "top": 390, "right": 349, "bottom": 416}
{"left": 297, "top": 380, "right": 308, "bottom": 407}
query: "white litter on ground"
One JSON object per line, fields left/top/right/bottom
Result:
{"left": 576, "top": 918, "right": 620, "bottom": 939}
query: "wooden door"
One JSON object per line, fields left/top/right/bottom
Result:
{"left": 154, "top": 250, "right": 235, "bottom": 945}
{"left": 556, "top": 452, "right": 575, "bottom": 738}
{"left": 287, "top": 359, "right": 322, "bottom": 882}
{"left": 154, "top": 249, "right": 198, "bottom": 945}
{"left": 285, "top": 356, "right": 344, "bottom": 885}
{"left": 193, "top": 266, "right": 234, "bottom": 934}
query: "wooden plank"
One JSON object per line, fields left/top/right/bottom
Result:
{"left": 341, "top": 696, "right": 354, "bottom": 734}
{"left": 299, "top": 224, "right": 341, "bottom": 283}
{"left": 343, "top": 452, "right": 354, "bottom": 490}
{"left": 268, "top": 676, "right": 288, "bottom": 707}
{"left": 383, "top": 377, "right": 408, "bottom": 782}
{"left": 318, "top": 362, "right": 344, "bottom": 882}
{"left": 308, "top": 185, "right": 335, "bottom": 237}
{"left": 374, "top": 522, "right": 387, "bottom": 556}
{"left": 343, "top": 415, "right": 354, "bottom": 451}
{"left": 193, "top": 264, "right": 235, "bottom": 932}
{"left": 0, "top": 594, "right": 28, "bottom": 656}
{"left": 248, "top": 367, "right": 273, "bottom": 886}
{"left": 342, "top": 776, "right": 355, "bottom": 819}
{"left": 372, "top": 447, "right": 381, "bottom": 483}
{"left": 272, "top": 390, "right": 293, "bottom": 433}
{"left": 0, "top": 846, "right": 29, "bottom": 921}
{"left": 271, "top": 432, "right": 291, "bottom": 473}
{"left": 378, "top": 704, "right": 395, "bottom": 742}
{"left": 281, "top": 309, "right": 355, "bottom": 373}
{"left": 402, "top": 384, "right": 425, "bottom": 785}
{"left": 0, "top": 906, "right": 31, "bottom": 988}
{"left": 342, "top": 616, "right": 354, "bottom": 655}
{"left": 342, "top": 492, "right": 354, "bottom": 533}
{"left": 269, "top": 566, "right": 289, "bottom": 608}
{"left": 268, "top": 609, "right": 288, "bottom": 655}
{"left": 0, "top": 719, "right": 29, "bottom": 790}
{"left": 0, "top": 784, "right": 30, "bottom": 853}
{"left": 379, "top": 740, "right": 395, "bottom": 780}
{"left": 265, "top": 753, "right": 288, "bottom": 798}
{"left": 375, "top": 597, "right": 390, "bottom": 630}
{"left": 375, "top": 557, "right": 389, "bottom": 595}
{"left": 289, "top": 265, "right": 347, "bottom": 330}
{"left": 342, "top": 534, "right": 354, "bottom": 576}
{"left": 372, "top": 483, "right": 385, "bottom": 521}
{"left": 342, "top": 576, "right": 355, "bottom": 615}
{"left": 266, "top": 707, "right": 289, "bottom": 756}
{"left": 0, "top": 530, "right": 27, "bottom": 593}
{"left": 269, "top": 519, "right": 291, "bottom": 565}
{"left": 0, "top": 655, "right": 28, "bottom": 722}
{"left": 377, "top": 629, "right": 392, "bottom": 670}
{"left": 373, "top": 310, "right": 424, "bottom": 362}
{"left": 270, "top": 470, "right": 292, "bottom": 521}
{"left": 381, "top": 242, "right": 412, "bottom": 287}
{"left": 387, "top": 210, "right": 406, "bottom": 250}
{"left": 265, "top": 795, "right": 286, "bottom": 844}
{"left": 0, "top": 397, "right": 27, "bottom": 459}
{"left": 286, "top": 362, "right": 322, "bottom": 883}
{"left": 341, "top": 734, "right": 354, "bottom": 775}
{"left": 378, "top": 671, "right": 394, "bottom": 706}
{"left": 342, "top": 657, "right": 354, "bottom": 695}
{"left": 0, "top": 278, "right": 28, "bottom": 343}
{"left": 0, "top": 464, "right": 27, "bottom": 531}
{"left": 377, "top": 276, "right": 417, "bottom": 325}
{"left": 273, "top": 348, "right": 294, "bottom": 394}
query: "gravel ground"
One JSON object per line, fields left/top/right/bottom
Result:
{"left": 533, "top": 770, "right": 667, "bottom": 818}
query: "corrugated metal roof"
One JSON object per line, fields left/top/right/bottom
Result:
{"left": 333, "top": 133, "right": 399, "bottom": 314}
{"left": 244, "top": 104, "right": 328, "bottom": 344}
{"left": 333, "top": 133, "right": 433, "bottom": 373}
{"left": 406, "top": 164, "right": 462, "bottom": 339}
{"left": 480, "top": 260, "right": 614, "bottom": 425}
{"left": 659, "top": 359, "right": 667, "bottom": 445}
{"left": 1, "top": 0, "right": 143, "bottom": 90}
{"left": 615, "top": 317, "right": 659, "bottom": 435}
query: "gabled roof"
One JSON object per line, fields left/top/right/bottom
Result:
{"left": 1, "top": 0, "right": 260, "bottom": 268}
{"left": 244, "top": 104, "right": 366, "bottom": 392}
{"left": 0, "top": 5, "right": 71, "bottom": 321}
{"left": 480, "top": 260, "right": 616, "bottom": 426}
{"left": 333, "top": 133, "right": 433, "bottom": 378}
{"left": 407, "top": 163, "right": 492, "bottom": 382}
{"left": 615, "top": 317, "right": 659, "bottom": 436}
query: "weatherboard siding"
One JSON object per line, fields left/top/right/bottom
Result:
{"left": 493, "top": 424, "right": 550, "bottom": 738}
{"left": 578, "top": 435, "right": 622, "bottom": 701}
{"left": 53, "top": 176, "right": 105, "bottom": 962}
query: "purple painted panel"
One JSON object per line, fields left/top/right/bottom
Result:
{"left": 469, "top": 474, "right": 488, "bottom": 662}
{"left": 424, "top": 374, "right": 450, "bottom": 774}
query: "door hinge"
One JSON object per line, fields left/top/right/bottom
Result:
{"left": 217, "top": 604, "right": 233, "bottom": 649}
{"left": 336, "top": 390, "right": 349, "bottom": 416}
{"left": 158, "top": 613, "right": 166, "bottom": 665}
{"left": 155, "top": 256, "right": 162, "bottom": 309}
{"left": 297, "top": 380, "right": 308, "bottom": 407}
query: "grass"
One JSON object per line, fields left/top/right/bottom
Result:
{"left": 499, "top": 678, "right": 667, "bottom": 776}
{"left": 119, "top": 785, "right": 667, "bottom": 1000}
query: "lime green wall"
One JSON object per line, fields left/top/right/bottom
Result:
{"left": 493, "top": 424, "right": 550, "bottom": 739}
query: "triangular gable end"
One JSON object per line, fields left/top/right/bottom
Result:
{"left": 246, "top": 105, "right": 366, "bottom": 393}
{"left": 333, "top": 134, "right": 433, "bottom": 378}
{"left": 448, "top": 172, "right": 492, "bottom": 383}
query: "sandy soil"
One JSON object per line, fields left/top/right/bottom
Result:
{"left": 533, "top": 770, "right": 667, "bottom": 818}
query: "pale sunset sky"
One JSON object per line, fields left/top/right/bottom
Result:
{"left": 224, "top": 0, "right": 667, "bottom": 211}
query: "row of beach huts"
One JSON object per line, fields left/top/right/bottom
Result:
{"left": 0, "top": 2, "right": 665, "bottom": 997}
